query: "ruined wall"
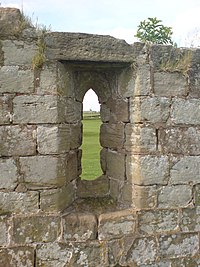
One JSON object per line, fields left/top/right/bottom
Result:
{"left": 0, "top": 7, "right": 200, "bottom": 267}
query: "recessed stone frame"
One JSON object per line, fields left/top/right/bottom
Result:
{"left": 57, "top": 60, "right": 134, "bottom": 210}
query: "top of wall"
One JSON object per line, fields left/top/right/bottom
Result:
{"left": 0, "top": 7, "right": 143, "bottom": 64}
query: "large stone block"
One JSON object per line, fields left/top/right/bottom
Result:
{"left": 0, "top": 246, "right": 34, "bottom": 267}
{"left": 130, "top": 97, "right": 170, "bottom": 124}
{"left": 12, "top": 215, "right": 61, "bottom": 243}
{"left": 0, "top": 215, "right": 9, "bottom": 246}
{"left": 159, "top": 233, "right": 199, "bottom": 258}
{"left": 154, "top": 72, "right": 187, "bottom": 96}
{"left": 100, "top": 123, "right": 124, "bottom": 149}
{"left": 106, "top": 150, "right": 125, "bottom": 180}
{"left": 171, "top": 98, "right": 200, "bottom": 125}
{"left": 125, "top": 124, "right": 157, "bottom": 153}
{"left": 118, "top": 65, "right": 136, "bottom": 97}
{"left": 98, "top": 209, "right": 136, "bottom": 240}
{"left": 0, "top": 158, "right": 18, "bottom": 190}
{"left": 158, "top": 185, "right": 192, "bottom": 208}
{"left": 132, "top": 185, "right": 158, "bottom": 209}
{"left": 0, "top": 66, "right": 34, "bottom": 93}
{"left": 127, "top": 155, "right": 169, "bottom": 185}
{"left": 37, "top": 63, "right": 58, "bottom": 94}
{"left": 170, "top": 156, "right": 200, "bottom": 185}
{"left": 138, "top": 209, "right": 179, "bottom": 234}
{"left": 0, "top": 125, "right": 36, "bottom": 156}
{"left": 0, "top": 191, "right": 39, "bottom": 214}
{"left": 40, "top": 183, "right": 75, "bottom": 212}
{"left": 13, "top": 95, "right": 60, "bottom": 124}
{"left": 19, "top": 156, "right": 68, "bottom": 188}
{"left": 180, "top": 207, "right": 200, "bottom": 232}
{"left": 100, "top": 103, "right": 110, "bottom": 122}
{"left": 70, "top": 122, "right": 82, "bottom": 149}
{"left": 0, "top": 95, "right": 12, "bottom": 124}
{"left": 134, "top": 64, "right": 151, "bottom": 96}
{"left": 159, "top": 127, "right": 200, "bottom": 155}
{"left": 62, "top": 213, "right": 97, "bottom": 241}
{"left": 2, "top": 40, "right": 37, "bottom": 66}
{"left": 107, "top": 97, "right": 129, "bottom": 122}
{"left": 60, "top": 98, "right": 82, "bottom": 123}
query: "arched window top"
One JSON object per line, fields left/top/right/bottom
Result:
{"left": 83, "top": 88, "right": 100, "bottom": 112}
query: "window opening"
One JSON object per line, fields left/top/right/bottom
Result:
{"left": 81, "top": 89, "right": 102, "bottom": 180}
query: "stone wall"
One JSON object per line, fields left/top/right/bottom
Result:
{"left": 0, "top": 7, "right": 200, "bottom": 266}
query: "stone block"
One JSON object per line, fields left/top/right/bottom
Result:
{"left": 109, "top": 178, "right": 120, "bottom": 201}
{"left": 0, "top": 215, "right": 9, "bottom": 246}
{"left": 159, "top": 127, "right": 200, "bottom": 155}
{"left": 120, "top": 182, "right": 133, "bottom": 206}
{"left": 127, "top": 155, "right": 169, "bottom": 185}
{"left": 19, "top": 156, "right": 68, "bottom": 188}
{"left": 57, "top": 62, "right": 75, "bottom": 97}
{"left": 132, "top": 185, "right": 158, "bottom": 209}
{"left": 154, "top": 72, "right": 187, "bottom": 96}
{"left": 2, "top": 40, "right": 37, "bottom": 66}
{"left": 100, "top": 148, "right": 107, "bottom": 173}
{"left": 37, "top": 63, "right": 57, "bottom": 94}
{"left": 0, "top": 125, "right": 36, "bottom": 156}
{"left": 100, "top": 123, "right": 124, "bottom": 149}
{"left": 130, "top": 97, "right": 170, "bottom": 124}
{"left": 118, "top": 65, "right": 136, "bottom": 97}
{"left": 0, "top": 66, "right": 34, "bottom": 93}
{"left": 40, "top": 183, "right": 75, "bottom": 212}
{"left": 98, "top": 209, "right": 136, "bottom": 240}
{"left": 134, "top": 64, "right": 151, "bottom": 96}
{"left": 138, "top": 209, "right": 179, "bottom": 234}
{"left": 170, "top": 156, "right": 200, "bottom": 185}
{"left": 0, "top": 158, "right": 18, "bottom": 190}
{"left": 158, "top": 185, "right": 192, "bottom": 208}
{"left": 70, "top": 122, "right": 82, "bottom": 149}
{"left": 12, "top": 215, "right": 61, "bottom": 244}
{"left": 180, "top": 207, "right": 200, "bottom": 232}
{"left": 77, "top": 175, "right": 109, "bottom": 198}
{"left": 107, "top": 97, "right": 129, "bottom": 122}
{"left": 125, "top": 124, "right": 157, "bottom": 153}
{"left": 0, "top": 191, "right": 39, "bottom": 214}
{"left": 171, "top": 98, "right": 200, "bottom": 125}
{"left": 100, "top": 103, "right": 110, "bottom": 122}
{"left": 62, "top": 213, "right": 97, "bottom": 241}
{"left": 60, "top": 98, "right": 82, "bottom": 123}
{"left": 106, "top": 150, "right": 125, "bottom": 180}
{"left": 37, "top": 125, "right": 71, "bottom": 154}
{"left": 126, "top": 237, "right": 158, "bottom": 266}
{"left": 194, "top": 184, "right": 200, "bottom": 206}
{"left": 159, "top": 233, "right": 199, "bottom": 258}
{"left": 0, "top": 95, "right": 12, "bottom": 124}
{"left": 0, "top": 246, "right": 34, "bottom": 267}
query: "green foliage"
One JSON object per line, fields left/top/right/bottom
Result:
{"left": 135, "top": 17, "right": 174, "bottom": 45}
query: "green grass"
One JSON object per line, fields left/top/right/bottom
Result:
{"left": 81, "top": 114, "right": 102, "bottom": 180}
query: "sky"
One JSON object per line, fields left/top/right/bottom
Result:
{"left": 1, "top": 0, "right": 200, "bottom": 111}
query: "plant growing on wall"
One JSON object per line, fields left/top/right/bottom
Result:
{"left": 135, "top": 17, "right": 174, "bottom": 45}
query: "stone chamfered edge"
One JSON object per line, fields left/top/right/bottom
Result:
{"left": 44, "top": 32, "right": 140, "bottom": 63}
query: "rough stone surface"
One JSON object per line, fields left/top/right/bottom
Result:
{"left": 100, "top": 123, "right": 124, "bottom": 149}
{"left": 132, "top": 185, "right": 158, "bottom": 209}
{"left": 0, "top": 95, "right": 12, "bottom": 124}
{"left": 62, "top": 213, "right": 97, "bottom": 241}
{"left": 0, "top": 215, "right": 9, "bottom": 246}
{"left": 180, "top": 207, "right": 200, "bottom": 232}
{"left": 107, "top": 97, "right": 129, "bottom": 122}
{"left": 106, "top": 150, "right": 125, "bottom": 180}
{"left": 134, "top": 64, "right": 151, "bottom": 96}
{"left": 0, "top": 158, "right": 18, "bottom": 190}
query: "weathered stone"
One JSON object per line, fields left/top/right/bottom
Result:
{"left": 98, "top": 209, "right": 136, "bottom": 240}
{"left": 160, "top": 127, "right": 200, "bottom": 155}
{"left": 130, "top": 97, "right": 170, "bottom": 124}
{"left": 2, "top": 40, "right": 37, "bottom": 66}
{"left": 37, "top": 125, "right": 71, "bottom": 154}
{"left": 170, "top": 156, "right": 200, "bottom": 185}
{"left": 62, "top": 213, "right": 97, "bottom": 241}
{"left": 171, "top": 257, "right": 200, "bottom": 267}
{"left": 138, "top": 209, "right": 179, "bottom": 234}
{"left": 19, "top": 156, "right": 68, "bottom": 188}
{"left": 107, "top": 97, "right": 129, "bottom": 122}
{"left": 13, "top": 95, "right": 61, "bottom": 124}
{"left": 0, "top": 125, "right": 36, "bottom": 156}
{"left": 107, "top": 150, "right": 125, "bottom": 180}
{"left": 126, "top": 237, "right": 158, "bottom": 266}
{"left": 0, "top": 95, "right": 12, "bottom": 124}
{"left": 127, "top": 155, "right": 169, "bottom": 185}
{"left": 100, "top": 103, "right": 110, "bottom": 122}
{"left": 132, "top": 185, "right": 158, "bottom": 209}
{"left": 100, "top": 123, "right": 124, "bottom": 149}
{"left": 0, "top": 246, "right": 34, "bottom": 267}
{"left": 60, "top": 98, "right": 82, "bottom": 123}
{"left": 57, "top": 62, "right": 75, "bottom": 97}
{"left": 125, "top": 124, "right": 157, "bottom": 153}
{"left": 171, "top": 98, "right": 200, "bottom": 125}
{"left": 120, "top": 182, "right": 133, "bottom": 206}
{"left": 194, "top": 184, "right": 200, "bottom": 206}
{"left": 159, "top": 233, "right": 199, "bottom": 258}
{"left": 37, "top": 63, "right": 57, "bottom": 94}
{"left": 40, "top": 183, "right": 75, "bottom": 212}
{"left": 158, "top": 185, "right": 192, "bottom": 208}
{"left": 118, "top": 65, "right": 136, "bottom": 97}
{"left": 70, "top": 122, "right": 82, "bottom": 149}
{"left": 0, "top": 191, "right": 39, "bottom": 214}
{"left": 154, "top": 72, "right": 187, "bottom": 96}
{"left": 100, "top": 148, "right": 107, "bottom": 173}
{"left": 180, "top": 207, "right": 200, "bottom": 232}
{"left": 77, "top": 175, "right": 109, "bottom": 198}
{"left": 0, "top": 215, "right": 9, "bottom": 246}
{"left": 13, "top": 215, "right": 61, "bottom": 244}
{"left": 107, "top": 239, "right": 123, "bottom": 266}
{"left": 0, "top": 66, "right": 34, "bottom": 93}
{"left": 0, "top": 158, "right": 18, "bottom": 190}
{"left": 109, "top": 178, "right": 120, "bottom": 201}
{"left": 134, "top": 64, "right": 151, "bottom": 96}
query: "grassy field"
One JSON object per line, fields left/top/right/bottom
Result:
{"left": 81, "top": 113, "right": 102, "bottom": 180}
